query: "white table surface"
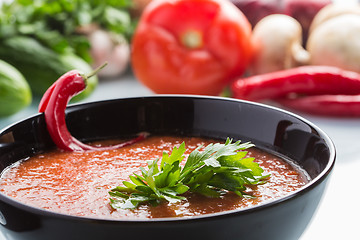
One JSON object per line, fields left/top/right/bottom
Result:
{"left": 0, "top": 72, "right": 359, "bottom": 240}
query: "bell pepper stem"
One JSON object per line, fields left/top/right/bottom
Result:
{"left": 181, "top": 30, "right": 203, "bottom": 49}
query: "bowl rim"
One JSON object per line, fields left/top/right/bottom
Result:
{"left": 0, "top": 95, "right": 336, "bottom": 224}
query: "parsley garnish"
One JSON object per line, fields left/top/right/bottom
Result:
{"left": 109, "top": 138, "right": 269, "bottom": 209}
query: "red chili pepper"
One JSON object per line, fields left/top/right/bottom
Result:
{"left": 277, "top": 95, "right": 360, "bottom": 117}
{"left": 39, "top": 63, "right": 146, "bottom": 151}
{"left": 231, "top": 65, "right": 360, "bottom": 116}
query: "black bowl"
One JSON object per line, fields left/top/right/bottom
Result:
{"left": 0, "top": 96, "right": 335, "bottom": 240}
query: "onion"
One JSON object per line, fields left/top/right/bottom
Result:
{"left": 88, "top": 29, "right": 130, "bottom": 78}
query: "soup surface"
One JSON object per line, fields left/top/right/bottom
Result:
{"left": 0, "top": 136, "right": 308, "bottom": 219}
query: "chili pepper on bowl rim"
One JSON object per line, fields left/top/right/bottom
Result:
{"left": 231, "top": 65, "right": 360, "bottom": 117}
{"left": 38, "top": 63, "right": 146, "bottom": 152}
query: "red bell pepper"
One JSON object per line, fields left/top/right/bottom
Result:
{"left": 131, "top": 0, "right": 253, "bottom": 95}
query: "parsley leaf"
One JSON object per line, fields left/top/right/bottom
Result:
{"left": 109, "top": 138, "right": 269, "bottom": 209}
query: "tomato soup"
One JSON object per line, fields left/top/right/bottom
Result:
{"left": 0, "top": 136, "right": 308, "bottom": 219}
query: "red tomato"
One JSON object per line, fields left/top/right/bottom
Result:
{"left": 131, "top": 0, "right": 253, "bottom": 95}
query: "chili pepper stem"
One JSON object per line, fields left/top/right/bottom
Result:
{"left": 81, "top": 62, "right": 108, "bottom": 83}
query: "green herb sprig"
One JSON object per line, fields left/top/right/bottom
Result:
{"left": 109, "top": 138, "right": 269, "bottom": 209}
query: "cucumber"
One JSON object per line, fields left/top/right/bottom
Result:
{"left": 0, "top": 60, "right": 32, "bottom": 117}
{"left": 0, "top": 36, "right": 97, "bottom": 101}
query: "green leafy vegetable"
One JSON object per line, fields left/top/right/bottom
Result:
{"left": 109, "top": 138, "right": 270, "bottom": 210}
{"left": 0, "top": 0, "right": 136, "bottom": 62}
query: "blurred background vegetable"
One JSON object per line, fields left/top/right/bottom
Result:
{"left": 0, "top": 0, "right": 135, "bottom": 61}
{"left": 2, "top": 0, "right": 360, "bottom": 118}
{"left": 230, "top": 0, "right": 331, "bottom": 43}
{"left": 247, "top": 1, "right": 360, "bottom": 77}
{"left": 131, "top": 0, "right": 253, "bottom": 95}
{"left": 249, "top": 14, "right": 309, "bottom": 75}
{"left": 0, "top": 0, "right": 137, "bottom": 116}
{"left": 309, "top": 3, "right": 360, "bottom": 32}
{"left": 230, "top": 1, "right": 360, "bottom": 117}
{"left": 232, "top": 65, "right": 360, "bottom": 117}
{"left": 307, "top": 3, "right": 360, "bottom": 73}
{"left": 86, "top": 28, "right": 130, "bottom": 78}
{"left": 0, "top": 59, "right": 31, "bottom": 117}
{"left": 0, "top": 36, "right": 97, "bottom": 100}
